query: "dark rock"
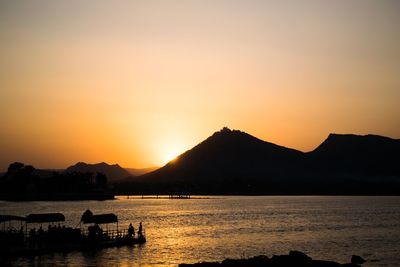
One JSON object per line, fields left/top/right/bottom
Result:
{"left": 220, "top": 255, "right": 269, "bottom": 266}
{"left": 351, "top": 255, "right": 366, "bottom": 264}
{"left": 309, "top": 260, "right": 341, "bottom": 267}
{"left": 221, "top": 258, "right": 254, "bottom": 266}
{"left": 248, "top": 255, "right": 270, "bottom": 266}
{"left": 289, "top": 250, "right": 312, "bottom": 261}
{"left": 179, "top": 251, "right": 367, "bottom": 267}
{"left": 271, "top": 254, "right": 292, "bottom": 264}
{"left": 271, "top": 254, "right": 313, "bottom": 266}
{"left": 179, "top": 262, "right": 220, "bottom": 267}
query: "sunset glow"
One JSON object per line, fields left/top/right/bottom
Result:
{"left": 0, "top": 0, "right": 399, "bottom": 171}
{"left": 159, "top": 142, "right": 186, "bottom": 165}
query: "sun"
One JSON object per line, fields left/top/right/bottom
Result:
{"left": 164, "top": 149, "right": 180, "bottom": 163}
{"left": 160, "top": 145, "right": 185, "bottom": 165}
{"left": 156, "top": 133, "right": 189, "bottom": 165}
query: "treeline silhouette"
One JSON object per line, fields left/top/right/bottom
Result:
{"left": 0, "top": 162, "right": 111, "bottom": 200}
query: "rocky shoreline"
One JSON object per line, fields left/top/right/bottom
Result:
{"left": 179, "top": 251, "right": 366, "bottom": 267}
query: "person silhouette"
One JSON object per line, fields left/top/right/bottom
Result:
{"left": 138, "top": 222, "right": 143, "bottom": 236}
{"left": 128, "top": 223, "right": 134, "bottom": 237}
{"left": 38, "top": 226, "right": 44, "bottom": 235}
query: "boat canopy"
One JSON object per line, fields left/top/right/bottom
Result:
{"left": 82, "top": 213, "right": 118, "bottom": 224}
{"left": 0, "top": 215, "right": 26, "bottom": 223}
{"left": 26, "top": 213, "right": 65, "bottom": 223}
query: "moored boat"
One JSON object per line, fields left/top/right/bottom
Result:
{"left": 0, "top": 210, "right": 145, "bottom": 257}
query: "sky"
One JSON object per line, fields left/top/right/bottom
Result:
{"left": 0, "top": 0, "right": 399, "bottom": 171}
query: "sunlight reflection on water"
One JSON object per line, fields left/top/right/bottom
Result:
{"left": 1, "top": 196, "right": 400, "bottom": 266}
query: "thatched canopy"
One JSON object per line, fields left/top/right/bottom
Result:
{"left": 0, "top": 215, "right": 26, "bottom": 223}
{"left": 82, "top": 213, "right": 118, "bottom": 224}
{"left": 26, "top": 213, "right": 65, "bottom": 223}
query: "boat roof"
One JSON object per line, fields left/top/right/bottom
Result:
{"left": 0, "top": 215, "right": 26, "bottom": 223}
{"left": 26, "top": 213, "right": 65, "bottom": 223}
{"left": 82, "top": 213, "right": 118, "bottom": 224}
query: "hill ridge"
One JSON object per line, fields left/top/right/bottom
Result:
{"left": 65, "top": 162, "right": 131, "bottom": 182}
{"left": 116, "top": 128, "right": 400, "bottom": 195}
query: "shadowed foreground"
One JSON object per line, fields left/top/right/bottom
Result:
{"left": 179, "top": 251, "right": 366, "bottom": 267}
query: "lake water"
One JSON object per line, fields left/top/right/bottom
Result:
{"left": 1, "top": 196, "right": 400, "bottom": 266}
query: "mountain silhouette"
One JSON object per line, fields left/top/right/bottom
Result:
{"left": 116, "top": 128, "right": 400, "bottom": 195}
{"left": 309, "top": 133, "right": 400, "bottom": 175}
{"left": 65, "top": 162, "right": 131, "bottom": 182}
{"left": 144, "top": 127, "right": 301, "bottom": 179}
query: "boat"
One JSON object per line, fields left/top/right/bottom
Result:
{"left": 0, "top": 210, "right": 146, "bottom": 257}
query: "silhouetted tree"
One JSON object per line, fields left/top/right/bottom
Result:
{"left": 7, "top": 162, "right": 24, "bottom": 172}
{"left": 95, "top": 172, "right": 108, "bottom": 188}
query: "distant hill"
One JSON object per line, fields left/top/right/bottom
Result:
{"left": 140, "top": 127, "right": 302, "bottom": 181}
{"left": 65, "top": 162, "right": 131, "bottom": 182}
{"left": 309, "top": 133, "right": 400, "bottom": 175}
{"left": 115, "top": 128, "right": 400, "bottom": 195}
{"left": 125, "top": 167, "right": 159, "bottom": 176}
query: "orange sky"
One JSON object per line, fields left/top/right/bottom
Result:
{"left": 0, "top": 1, "right": 399, "bottom": 171}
